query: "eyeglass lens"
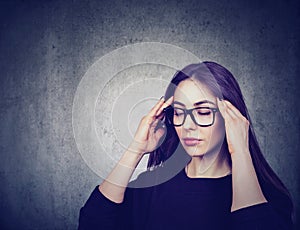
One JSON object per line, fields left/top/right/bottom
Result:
{"left": 173, "top": 107, "right": 215, "bottom": 126}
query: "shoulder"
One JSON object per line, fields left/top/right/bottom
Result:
{"left": 127, "top": 167, "right": 164, "bottom": 189}
{"left": 128, "top": 165, "right": 185, "bottom": 189}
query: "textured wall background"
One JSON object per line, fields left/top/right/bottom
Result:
{"left": 0, "top": 0, "right": 299, "bottom": 229}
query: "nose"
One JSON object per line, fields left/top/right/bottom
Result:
{"left": 182, "top": 113, "right": 197, "bottom": 130}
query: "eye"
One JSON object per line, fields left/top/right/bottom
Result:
{"left": 174, "top": 108, "right": 185, "bottom": 116}
{"left": 196, "top": 108, "right": 212, "bottom": 116}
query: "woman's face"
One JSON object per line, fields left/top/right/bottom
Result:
{"left": 173, "top": 79, "right": 225, "bottom": 157}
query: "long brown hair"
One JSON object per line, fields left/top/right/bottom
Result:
{"left": 147, "top": 61, "right": 293, "bottom": 220}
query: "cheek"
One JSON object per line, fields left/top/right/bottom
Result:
{"left": 210, "top": 117, "right": 226, "bottom": 142}
{"left": 173, "top": 116, "right": 225, "bottom": 141}
{"left": 175, "top": 127, "right": 182, "bottom": 138}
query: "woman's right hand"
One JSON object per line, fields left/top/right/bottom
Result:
{"left": 129, "top": 96, "right": 173, "bottom": 155}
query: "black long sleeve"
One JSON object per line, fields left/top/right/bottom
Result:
{"left": 78, "top": 187, "right": 122, "bottom": 229}
{"left": 79, "top": 169, "right": 293, "bottom": 229}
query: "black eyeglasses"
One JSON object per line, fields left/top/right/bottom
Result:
{"left": 164, "top": 106, "right": 219, "bottom": 127}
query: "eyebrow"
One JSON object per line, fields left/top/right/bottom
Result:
{"left": 173, "top": 100, "right": 216, "bottom": 107}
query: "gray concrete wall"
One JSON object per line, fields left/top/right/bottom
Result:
{"left": 0, "top": 0, "right": 299, "bottom": 229}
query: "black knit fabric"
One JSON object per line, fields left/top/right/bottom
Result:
{"left": 79, "top": 168, "right": 293, "bottom": 230}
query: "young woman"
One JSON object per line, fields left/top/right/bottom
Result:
{"left": 79, "top": 62, "right": 293, "bottom": 229}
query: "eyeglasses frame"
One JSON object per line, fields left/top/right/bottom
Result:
{"left": 164, "top": 106, "right": 219, "bottom": 127}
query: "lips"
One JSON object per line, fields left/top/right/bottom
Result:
{"left": 182, "top": 138, "right": 203, "bottom": 146}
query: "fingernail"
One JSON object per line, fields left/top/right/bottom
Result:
{"left": 217, "top": 98, "right": 224, "bottom": 107}
{"left": 160, "top": 96, "right": 165, "bottom": 100}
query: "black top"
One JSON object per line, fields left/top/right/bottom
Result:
{"left": 79, "top": 168, "right": 293, "bottom": 229}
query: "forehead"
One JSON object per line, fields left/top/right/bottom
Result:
{"left": 173, "top": 79, "right": 215, "bottom": 106}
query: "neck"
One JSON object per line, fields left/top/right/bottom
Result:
{"left": 186, "top": 151, "right": 231, "bottom": 178}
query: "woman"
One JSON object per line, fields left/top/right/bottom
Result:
{"left": 79, "top": 62, "right": 293, "bottom": 229}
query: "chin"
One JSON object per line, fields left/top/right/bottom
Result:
{"left": 182, "top": 145, "right": 207, "bottom": 157}
{"left": 189, "top": 153, "right": 206, "bottom": 157}
{"left": 188, "top": 152, "right": 207, "bottom": 157}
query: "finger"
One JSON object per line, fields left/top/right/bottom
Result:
{"left": 217, "top": 98, "right": 224, "bottom": 115}
{"left": 217, "top": 98, "right": 227, "bottom": 119}
{"left": 223, "top": 100, "right": 246, "bottom": 120}
{"left": 148, "top": 96, "right": 166, "bottom": 117}
{"left": 151, "top": 120, "right": 166, "bottom": 141}
{"left": 155, "top": 96, "right": 174, "bottom": 116}
{"left": 149, "top": 119, "right": 160, "bottom": 135}
{"left": 135, "top": 114, "right": 158, "bottom": 141}
{"left": 153, "top": 119, "right": 166, "bottom": 133}
{"left": 217, "top": 98, "right": 236, "bottom": 122}
{"left": 225, "top": 104, "right": 237, "bottom": 119}
{"left": 134, "top": 118, "right": 151, "bottom": 141}
{"left": 136, "top": 118, "right": 163, "bottom": 143}
{"left": 156, "top": 112, "right": 165, "bottom": 121}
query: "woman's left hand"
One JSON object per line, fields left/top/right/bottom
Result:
{"left": 217, "top": 99, "right": 250, "bottom": 156}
